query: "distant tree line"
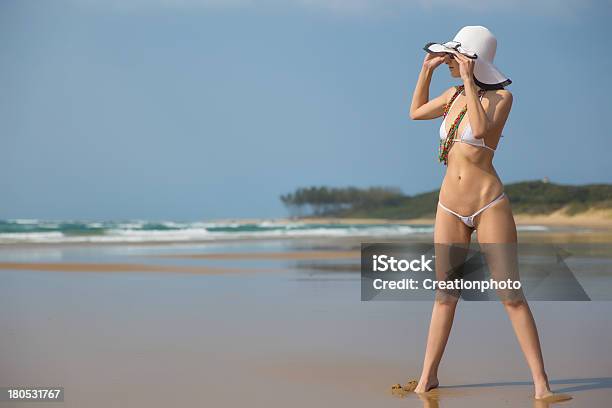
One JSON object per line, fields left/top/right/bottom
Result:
{"left": 279, "top": 186, "right": 405, "bottom": 217}
{"left": 280, "top": 181, "right": 612, "bottom": 219}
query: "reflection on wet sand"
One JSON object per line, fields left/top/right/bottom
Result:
{"left": 416, "top": 390, "right": 440, "bottom": 408}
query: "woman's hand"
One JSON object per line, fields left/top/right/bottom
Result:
{"left": 422, "top": 53, "right": 445, "bottom": 71}
{"left": 453, "top": 52, "right": 475, "bottom": 84}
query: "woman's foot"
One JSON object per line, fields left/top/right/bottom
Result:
{"left": 390, "top": 377, "right": 436, "bottom": 397}
{"left": 534, "top": 376, "right": 571, "bottom": 403}
{"left": 533, "top": 375, "right": 552, "bottom": 399}
{"left": 414, "top": 376, "right": 439, "bottom": 393}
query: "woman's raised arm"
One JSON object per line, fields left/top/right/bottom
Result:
{"left": 409, "top": 53, "right": 453, "bottom": 120}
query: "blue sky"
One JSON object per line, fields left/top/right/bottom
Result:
{"left": 1, "top": 0, "right": 611, "bottom": 220}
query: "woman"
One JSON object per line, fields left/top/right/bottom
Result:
{"left": 405, "top": 26, "right": 570, "bottom": 402}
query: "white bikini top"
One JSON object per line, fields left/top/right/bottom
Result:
{"left": 439, "top": 91, "right": 502, "bottom": 152}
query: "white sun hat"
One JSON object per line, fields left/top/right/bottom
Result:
{"left": 423, "top": 25, "right": 511, "bottom": 89}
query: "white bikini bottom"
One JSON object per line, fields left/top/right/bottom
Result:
{"left": 438, "top": 192, "right": 506, "bottom": 229}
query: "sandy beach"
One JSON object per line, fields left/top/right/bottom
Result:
{"left": 0, "top": 226, "right": 610, "bottom": 407}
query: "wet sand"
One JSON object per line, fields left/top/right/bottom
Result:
{"left": 0, "top": 230, "right": 611, "bottom": 407}
{"left": 0, "top": 261, "right": 290, "bottom": 274}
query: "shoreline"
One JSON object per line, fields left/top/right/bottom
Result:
{"left": 295, "top": 209, "right": 612, "bottom": 229}
{"left": 0, "top": 213, "right": 611, "bottom": 248}
{"left": 0, "top": 224, "right": 611, "bottom": 248}
{"left": 204, "top": 207, "right": 612, "bottom": 229}
{"left": 290, "top": 217, "right": 612, "bottom": 229}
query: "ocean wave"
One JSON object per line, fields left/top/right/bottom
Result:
{"left": 516, "top": 225, "right": 549, "bottom": 232}
{"left": 0, "top": 219, "right": 441, "bottom": 244}
{"left": 0, "top": 219, "right": 551, "bottom": 244}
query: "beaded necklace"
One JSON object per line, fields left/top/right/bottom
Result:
{"left": 438, "top": 85, "right": 487, "bottom": 165}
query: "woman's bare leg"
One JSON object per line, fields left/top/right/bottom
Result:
{"left": 415, "top": 205, "right": 472, "bottom": 393}
{"left": 476, "top": 197, "right": 553, "bottom": 399}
